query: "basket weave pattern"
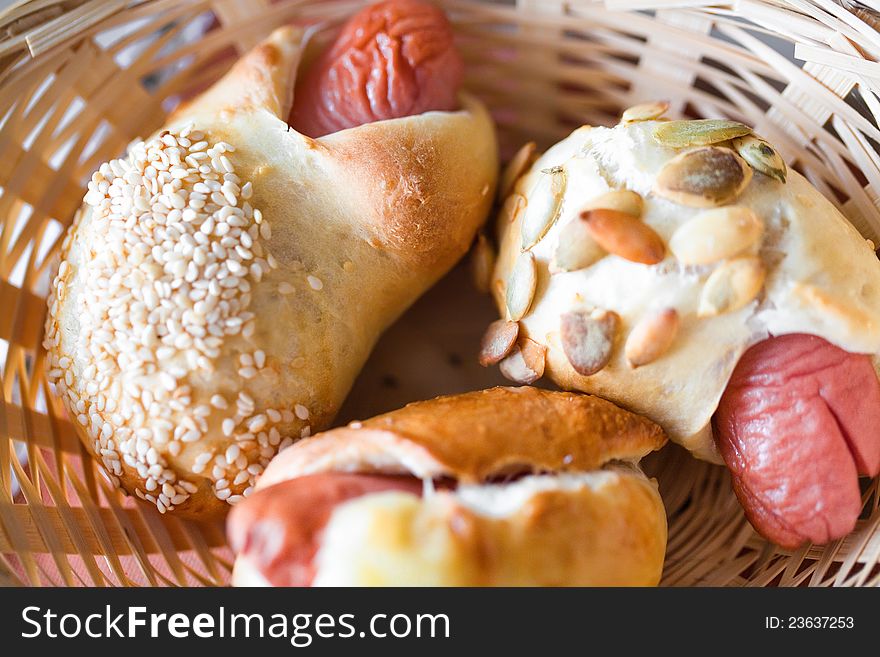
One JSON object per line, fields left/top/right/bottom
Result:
{"left": 1, "top": 0, "right": 879, "bottom": 586}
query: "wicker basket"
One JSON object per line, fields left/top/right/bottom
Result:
{"left": 2, "top": 0, "right": 880, "bottom": 587}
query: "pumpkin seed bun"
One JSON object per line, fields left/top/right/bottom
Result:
{"left": 488, "top": 106, "right": 880, "bottom": 461}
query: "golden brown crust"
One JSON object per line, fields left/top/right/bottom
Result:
{"left": 463, "top": 473, "right": 665, "bottom": 586}
{"left": 328, "top": 95, "right": 497, "bottom": 272}
{"left": 444, "top": 472, "right": 665, "bottom": 585}
{"left": 171, "top": 25, "right": 305, "bottom": 121}
{"left": 258, "top": 386, "right": 666, "bottom": 488}
{"left": 361, "top": 386, "right": 666, "bottom": 477}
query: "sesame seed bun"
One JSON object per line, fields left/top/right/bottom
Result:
{"left": 44, "top": 26, "right": 497, "bottom": 517}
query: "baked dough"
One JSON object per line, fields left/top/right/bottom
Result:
{"left": 231, "top": 386, "right": 668, "bottom": 586}
{"left": 43, "top": 26, "right": 497, "bottom": 516}
{"left": 491, "top": 115, "right": 880, "bottom": 461}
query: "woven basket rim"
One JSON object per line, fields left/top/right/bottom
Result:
{"left": 2, "top": 0, "right": 880, "bottom": 587}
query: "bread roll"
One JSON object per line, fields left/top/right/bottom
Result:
{"left": 490, "top": 110, "right": 880, "bottom": 462}
{"left": 229, "top": 386, "right": 668, "bottom": 586}
{"left": 43, "top": 26, "right": 497, "bottom": 516}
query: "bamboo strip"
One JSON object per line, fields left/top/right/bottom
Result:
{"left": 26, "top": 0, "right": 127, "bottom": 57}
{"left": 0, "top": 504, "right": 226, "bottom": 555}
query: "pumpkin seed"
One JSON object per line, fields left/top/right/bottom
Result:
{"left": 581, "top": 209, "right": 665, "bottom": 265}
{"left": 560, "top": 308, "right": 620, "bottom": 376}
{"left": 580, "top": 189, "right": 644, "bottom": 217}
{"left": 625, "top": 308, "right": 680, "bottom": 368}
{"left": 669, "top": 206, "right": 764, "bottom": 265}
{"left": 470, "top": 234, "right": 495, "bottom": 293}
{"left": 731, "top": 134, "right": 787, "bottom": 183}
{"left": 499, "top": 338, "right": 546, "bottom": 384}
{"left": 479, "top": 320, "right": 519, "bottom": 366}
{"left": 499, "top": 141, "right": 537, "bottom": 200}
{"left": 698, "top": 256, "right": 766, "bottom": 317}
{"left": 621, "top": 101, "right": 670, "bottom": 124}
{"left": 521, "top": 167, "right": 566, "bottom": 249}
{"left": 652, "top": 119, "right": 752, "bottom": 148}
{"left": 550, "top": 218, "right": 605, "bottom": 273}
{"left": 501, "top": 193, "right": 527, "bottom": 224}
{"left": 654, "top": 146, "right": 752, "bottom": 207}
{"left": 506, "top": 251, "right": 537, "bottom": 321}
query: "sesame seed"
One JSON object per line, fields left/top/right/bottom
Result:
{"left": 181, "top": 430, "right": 201, "bottom": 443}
{"left": 294, "top": 404, "right": 309, "bottom": 420}
{"left": 307, "top": 275, "right": 323, "bottom": 290}
{"left": 179, "top": 481, "right": 198, "bottom": 494}
{"left": 247, "top": 414, "right": 268, "bottom": 433}
{"left": 42, "top": 126, "right": 279, "bottom": 514}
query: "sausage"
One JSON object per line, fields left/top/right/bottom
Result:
{"left": 227, "top": 473, "right": 423, "bottom": 586}
{"left": 289, "top": 0, "right": 463, "bottom": 137}
{"left": 714, "top": 334, "right": 880, "bottom": 548}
